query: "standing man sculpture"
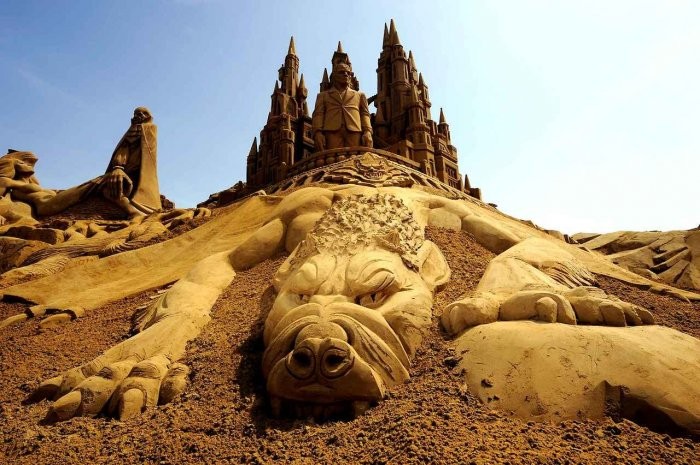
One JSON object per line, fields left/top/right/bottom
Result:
{"left": 312, "top": 62, "right": 373, "bottom": 151}
{"left": 102, "top": 107, "right": 161, "bottom": 217}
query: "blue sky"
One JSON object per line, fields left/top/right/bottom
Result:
{"left": 1, "top": 1, "right": 697, "bottom": 233}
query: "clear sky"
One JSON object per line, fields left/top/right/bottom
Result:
{"left": 1, "top": 1, "right": 698, "bottom": 234}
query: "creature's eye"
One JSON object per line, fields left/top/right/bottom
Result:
{"left": 356, "top": 292, "right": 388, "bottom": 309}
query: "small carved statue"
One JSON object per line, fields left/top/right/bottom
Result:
{"left": 102, "top": 107, "right": 161, "bottom": 217}
{"left": 312, "top": 63, "right": 373, "bottom": 151}
{"left": 0, "top": 150, "right": 89, "bottom": 222}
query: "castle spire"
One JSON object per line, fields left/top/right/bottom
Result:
{"left": 383, "top": 23, "right": 390, "bottom": 48}
{"left": 288, "top": 36, "right": 296, "bottom": 55}
{"left": 409, "top": 50, "right": 416, "bottom": 70}
{"left": 298, "top": 73, "right": 306, "bottom": 91}
{"left": 320, "top": 67, "right": 330, "bottom": 92}
{"left": 337, "top": 41, "right": 344, "bottom": 53}
{"left": 418, "top": 72, "right": 425, "bottom": 87}
{"left": 439, "top": 107, "right": 446, "bottom": 124}
{"left": 247, "top": 137, "right": 258, "bottom": 160}
{"left": 389, "top": 19, "right": 401, "bottom": 46}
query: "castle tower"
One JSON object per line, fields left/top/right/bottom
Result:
{"left": 247, "top": 38, "right": 314, "bottom": 189}
{"left": 432, "top": 108, "right": 461, "bottom": 188}
{"left": 368, "top": 20, "right": 467, "bottom": 191}
{"left": 406, "top": 84, "right": 435, "bottom": 176}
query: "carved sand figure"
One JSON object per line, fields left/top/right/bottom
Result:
{"left": 12, "top": 179, "right": 698, "bottom": 432}
{"left": 0, "top": 150, "right": 91, "bottom": 223}
{"left": 100, "top": 106, "right": 161, "bottom": 217}
{"left": 312, "top": 62, "right": 373, "bottom": 151}
{"left": 0, "top": 107, "right": 160, "bottom": 224}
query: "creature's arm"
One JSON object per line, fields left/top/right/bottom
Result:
{"left": 27, "top": 187, "right": 335, "bottom": 422}
{"left": 29, "top": 251, "right": 236, "bottom": 422}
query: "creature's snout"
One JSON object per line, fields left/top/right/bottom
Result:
{"left": 286, "top": 336, "right": 354, "bottom": 381}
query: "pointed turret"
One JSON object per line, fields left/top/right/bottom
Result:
{"left": 337, "top": 41, "right": 344, "bottom": 53}
{"left": 418, "top": 73, "right": 425, "bottom": 87}
{"left": 298, "top": 73, "right": 307, "bottom": 93}
{"left": 247, "top": 137, "right": 258, "bottom": 160}
{"left": 389, "top": 19, "right": 401, "bottom": 46}
{"left": 320, "top": 68, "right": 330, "bottom": 92}
{"left": 274, "top": 80, "right": 279, "bottom": 92}
{"left": 288, "top": 36, "right": 296, "bottom": 55}
{"left": 246, "top": 136, "right": 258, "bottom": 181}
{"left": 438, "top": 107, "right": 451, "bottom": 142}
{"left": 382, "top": 23, "right": 390, "bottom": 48}
{"left": 408, "top": 51, "right": 419, "bottom": 82}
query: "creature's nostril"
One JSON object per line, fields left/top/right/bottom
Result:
{"left": 320, "top": 347, "right": 353, "bottom": 379}
{"left": 325, "top": 353, "right": 345, "bottom": 368}
{"left": 293, "top": 350, "right": 312, "bottom": 367}
{"left": 286, "top": 346, "right": 315, "bottom": 380}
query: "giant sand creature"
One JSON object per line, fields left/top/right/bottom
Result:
{"left": 4, "top": 168, "right": 697, "bottom": 431}
{"left": 2, "top": 23, "right": 699, "bottom": 437}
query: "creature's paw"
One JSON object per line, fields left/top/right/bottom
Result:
{"left": 0, "top": 305, "right": 85, "bottom": 330}
{"left": 29, "top": 354, "right": 189, "bottom": 422}
{"left": 442, "top": 287, "right": 654, "bottom": 335}
{"left": 499, "top": 287, "right": 654, "bottom": 327}
{"left": 563, "top": 287, "right": 654, "bottom": 326}
{"left": 441, "top": 292, "right": 501, "bottom": 335}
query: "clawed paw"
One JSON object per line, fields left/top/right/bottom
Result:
{"left": 0, "top": 305, "right": 85, "bottom": 331}
{"left": 442, "top": 286, "right": 654, "bottom": 335}
{"left": 28, "top": 354, "right": 189, "bottom": 422}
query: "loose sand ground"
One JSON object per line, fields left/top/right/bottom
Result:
{"left": 0, "top": 228, "right": 698, "bottom": 464}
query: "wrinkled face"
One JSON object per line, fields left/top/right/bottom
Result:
{"left": 262, "top": 246, "right": 441, "bottom": 419}
{"left": 13, "top": 158, "right": 35, "bottom": 176}
{"left": 331, "top": 67, "right": 351, "bottom": 90}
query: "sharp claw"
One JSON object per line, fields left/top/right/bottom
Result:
{"left": 39, "top": 313, "right": 73, "bottom": 329}
{"left": 636, "top": 307, "right": 655, "bottom": 325}
{"left": 27, "top": 376, "right": 63, "bottom": 403}
{"left": 159, "top": 363, "right": 189, "bottom": 405}
{"left": 600, "top": 303, "right": 627, "bottom": 327}
{"left": 0, "top": 313, "right": 29, "bottom": 329}
{"left": 118, "top": 388, "right": 145, "bottom": 420}
{"left": 45, "top": 390, "right": 82, "bottom": 423}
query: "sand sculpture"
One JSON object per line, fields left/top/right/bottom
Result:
{"left": 572, "top": 230, "right": 700, "bottom": 292}
{"left": 100, "top": 106, "right": 161, "bottom": 217}
{"left": 312, "top": 57, "right": 373, "bottom": 150}
{"left": 2, "top": 21, "right": 700, "bottom": 441}
{"left": 0, "top": 108, "right": 208, "bottom": 290}
{"left": 3, "top": 172, "right": 696, "bottom": 431}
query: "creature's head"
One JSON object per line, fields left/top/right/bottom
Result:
{"left": 262, "top": 194, "right": 450, "bottom": 418}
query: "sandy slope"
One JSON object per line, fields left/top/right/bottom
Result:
{"left": 0, "top": 227, "right": 698, "bottom": 464}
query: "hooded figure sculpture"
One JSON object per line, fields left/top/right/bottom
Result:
{"left": 101, "top": 107, "right": 161, "bottom": 217}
